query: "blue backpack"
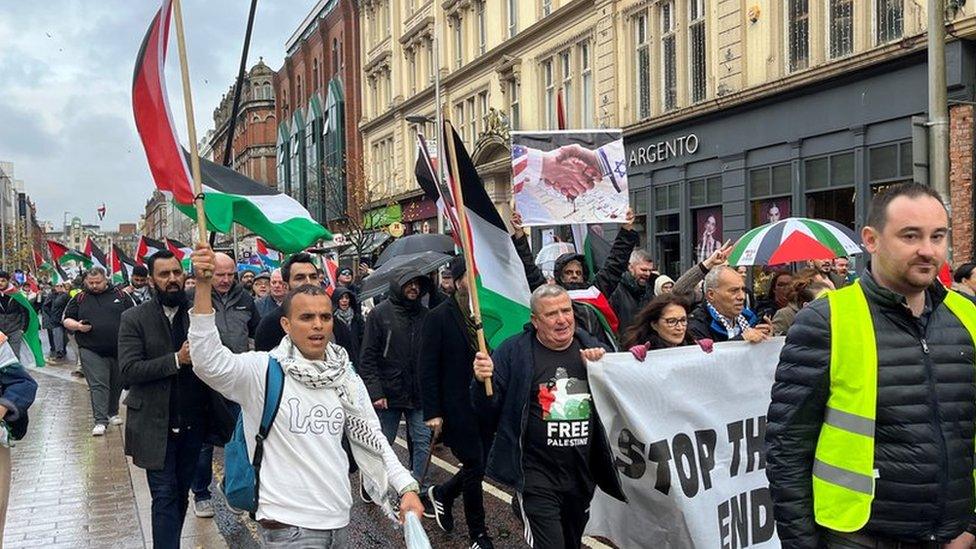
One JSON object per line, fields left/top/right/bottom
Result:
{"left": 223, "top": 357, "right": 285, "bottom": 513}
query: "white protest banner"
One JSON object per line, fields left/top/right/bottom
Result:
{"left": 511, "top": 130, "right": 628, "bottom": 226}
{"left": 585, "top": 340, "right": 785, "bottom": 549}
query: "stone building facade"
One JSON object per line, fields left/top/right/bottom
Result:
{"left": 210, "top": 59, "right": 278, "bottom": 187}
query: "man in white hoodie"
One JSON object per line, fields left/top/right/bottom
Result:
{"left": 188, "top": 244, "right": 423, "bottom": 546}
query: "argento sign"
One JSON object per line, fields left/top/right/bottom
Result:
{"left": 628, "top": 133, "right": 700, "bottom": 167}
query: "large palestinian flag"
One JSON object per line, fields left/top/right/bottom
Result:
{"left": 165, "top": 238, "right": 193, "bottom": 270}
{"left": 47, "top": 240, "right": 92, "bottom": 268}
{"left": 111, "top": 245, "right": 137, "bottom": 285}
{"left": 84, "top": 237, "right": 109, "bottom": 271}
{"left": 135, "top": 236, "right": 166, "bottom": 265}
{"left": 416, "top": 124, "right": 531, "bottom": 349}
{"left": 132, "top": 0, "right": 331, "bottom": 253}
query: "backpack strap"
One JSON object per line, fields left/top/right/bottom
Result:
{"left": 251, "top": 357, "right": 285, "bottom": 511}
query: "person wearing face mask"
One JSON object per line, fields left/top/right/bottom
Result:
{"left": 62, "top": 267, "right": 136, "bottom": 436}
{"left": 358, "top": 267, "right": 434, "bottom": 507}
{"left": 621, "top": 294, "right": 696, "bottom": 356}
{"left": 117, "top": 250, "right": 234, "bottom": 548}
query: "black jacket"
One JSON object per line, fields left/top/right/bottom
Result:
{"left": 41, "top": 292, "right": 69, "bottom": 328}
{"left": 609, "top": 271, "right": 657, "bottom": 335}
{"left": 0, "top": 294, "right": 29, "bottom": 336}
{"left": 331, "top": 287, "right": 365, "bottom": 362}
{"left": 471, "top": 325, "right": 625, "bottom": 501}
{"left": 766, "top": 273, "right": 976, "bottom": 547}
{"left": 687, "top": 302, "right": 758, "bottom": 342}
{"left": 254, "top": 304, "right": 357, "bottom": 364}
{"left": 118, "top": 297, "right": 235, "bottom": 470}
{"left": 63, "top": 286, "right": 135, "bottom": 357}
{"left": 358, "top": 269, "right": 432, "bottom": 409}
{"left": 419, "top": 297, "right": 482, "bottom": 452}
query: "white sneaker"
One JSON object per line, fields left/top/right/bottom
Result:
{"left": 193, "top": 499, "right": 215, "bottom": 518}
{"left": 92, "top": 424, "right": 106, "bottom": 437}
{"left": 109, "top": 416, "right": 123, "bottom": 426}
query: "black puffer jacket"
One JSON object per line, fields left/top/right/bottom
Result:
{"left": 609, "top": 271, "right": 657, "bottom": 335}
{"left": 766, "top": 272, "right": 976, "bottom": 547}
{"left": 358, "top": 268, "right": 432, "bottom": 409}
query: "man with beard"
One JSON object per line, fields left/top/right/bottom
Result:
{"left": 767, "top": 182, "right": 976, "bottom": 548}
{"left": 609, "top": 249, "right": 659, "bottom": 334}
{"left": 188, "top": 252, "right": 259, "bottom": 517}
{"left": 359, "top": 268, "right": 433, "bottom": 501}
{"left": 126, "top": 265, "right": 152, "bottom": 305}
{"left": 420, "top": 256, "right": 494, "bottom": 548}
{"left": 63, "top": 267, "right": 135, "bottom": 436}
{"left": 0, "top": 271, "right": 30, "bottom": 358}
{"left": 239, "top": 270, "right": 256, "bottom": 295}
{"left": 118, "top": 250, "right": 233, "bottom": 548}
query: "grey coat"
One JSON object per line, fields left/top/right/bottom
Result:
{"left": 190, "top": 284, "right": 259, "bottom": 353}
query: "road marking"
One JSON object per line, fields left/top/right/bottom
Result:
{"left": 394, "top": 437, "right": 612, "bottom": 548}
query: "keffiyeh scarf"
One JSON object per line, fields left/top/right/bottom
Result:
{"left": 269, "top": 336, "right": 401, "bottom": 519}
{"left": 705, "top": 301, "right": 753, "bottom": 339}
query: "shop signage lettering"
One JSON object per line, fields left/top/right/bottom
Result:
{"left": 628, "top": 134, "right": 700, "bottom": 167}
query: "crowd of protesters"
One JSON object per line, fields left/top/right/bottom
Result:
{"left": 0, "top": 181, "right": 972, "bottom": 548}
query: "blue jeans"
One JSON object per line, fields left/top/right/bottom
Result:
{"left": 377, "top": 408, "right": 432, "bottom": 487}
{"left": 259, "top": 525, "right": 347, "bottom": 548}
{"left": 190, "top": 444, "right": 213, "bottom": 502}
{"left": 145, "top": 428, "right": 204, "bottom": 549}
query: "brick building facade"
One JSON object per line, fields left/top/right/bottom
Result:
{"left": 950, "top": 104, "right": 974, "bottom": 264}
{"left": 211, "top": 59, "right": 278, "bottom": 187}
{"left": 274, "top": 0, "right": 362, "bottom": 231}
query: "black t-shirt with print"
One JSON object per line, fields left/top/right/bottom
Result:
{"left": 522, "top": 338, "right": 595, "bottom": 492}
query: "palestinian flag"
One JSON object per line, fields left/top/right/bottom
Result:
{"left": 32, "top": 249, "right": 43, "bottom": 270}
{"left": 84, "top": 237, "right": 109, "bottom": 271}
{"left": 135, "top": 236, "right": 166, "bottom": 265}
{"left": 12, "top": 291, "right": 43, "bottom": 368}
{"left": 416, "top": 123, "right": 531, "bottom": 349}
{"left": 38, "top": 261, "right": 68, "bottom": 285}
{"left": 570, "top": 224, "right": 612, "bottom": 282}
{"left": 132, "top": 0, "right": 331, "bottom": 253}
{"left": 165, "top": 238, "right": 192, "bottom": 264}
{"left": 113, "top": 245, "right": 137, "bottom": 284}
{"left": 566, "top": 286, "right": 620, "bottom": 335}
{"left": 47, "top": 240, "right": 92, "bottom": 268}
{"left": 256, "top": 238, "right": 282, "bottom": 269}
{"left": 322, "top": 257, "right": 339, "bottom": 296}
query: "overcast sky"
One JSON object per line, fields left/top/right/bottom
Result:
{"left": 0, "top": 0, "right": 314, "bottom": 230}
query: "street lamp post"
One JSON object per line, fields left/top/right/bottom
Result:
{"left": 928, "top": 0, "right": 950, "bottom": 259}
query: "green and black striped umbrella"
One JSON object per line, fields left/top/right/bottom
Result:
{"left": 728, "top": 217, "right": 862, "bottom": 266}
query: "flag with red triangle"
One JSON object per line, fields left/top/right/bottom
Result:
{"left": 46, "top": 240, "right": 92, "bottom": 267}
{"left": 84, "top": 237, "right": 109, "bottom": 271}
{"left": 135, "top": 236, "right": 166, "bottom": 265}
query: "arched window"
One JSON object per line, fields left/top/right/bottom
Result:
{"left": 264, "top": 83, "right": 273, "bottom": 99}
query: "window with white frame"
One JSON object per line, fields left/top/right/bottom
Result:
{"left": 426, "top": 39, "right": 435, "bottom": 84}
{"left": 829, "top": 0, "right": 854, "bottom": 58}
{"left": 467, "top": 97, "right": 476, "bottom": 145}
{"left": 478, "top": 91, "right": 489, "bottom": 135}
{"left": 689, "top": 0, "right": 707, "bottom": 104}
{"left": 508, "top": 0, "right": 518, "bottom": 38}
{"left": 477, "top": 1, "right": 487, "bottom": 55}
{"left": 508, "top": 79, "right": 521, "bottom": 130}
{"left": 542, "top": 0, "right": 552, "bottom": 17}
{"left": 875, "top": 0, "right": 903, "bottom": 44}
{"left": 787, "top": 0, "right": 810, "bottom": 72}
{"left": 580, "top": 41, "right": 594, "bottom": 127}
{"left": 543, "top": 59, "right": 555, "bottom": 129}
{"left": 560, "top": 50, "right": 572, "bottom": 126}
{"left": 634, "top": 11, "right": 650, "bottom": 121}
{"left": 407, "top": 51, "right": 417, "bottom": 95}
{"left": 455, "top": 103, "right": 465, "bottom": 144}
{"left": 660, "top": 0, "right": 677, "bottom": 112}
{"left": 453, "top": 15, "right": 463, "bottom": 69}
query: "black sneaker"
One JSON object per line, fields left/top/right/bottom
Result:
{"left": 427, "top": 486, "right": 454, "bottom": 533}
{"left": 420, "top": 491, "right": 436, "bottom": 519}
{"left": 359, "top": 473, "right": 372, "bottom": 503}
{"left": 470, "top": 534, "right": 494, "bottom": 549}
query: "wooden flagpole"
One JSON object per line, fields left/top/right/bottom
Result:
{"left": 171, "top": 0, "right": 208, "bottom": 248}
{"left": 442, "top": 115, "right": 492, "bottom": 396}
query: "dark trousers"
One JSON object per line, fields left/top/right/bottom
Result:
{"left": 819, "top": 529, "right": 944, "bottom": 549}
{"left": 439, "top": 427, "right": 492, "bottom": 539}
{"left": 145, "top": 428, "right": 204, "bottom": 549}
{"left": 519, "top": 483, "right": 595, "bottom": 549}
{"left": 190, "top": 444, "right": 213, "bottom": 502}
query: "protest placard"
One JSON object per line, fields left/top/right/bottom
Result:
{"left": 585, "top": 340, "right": 785, "bottom": 549}
{"left": 511, "top": 130, "right": 629, "bottom": 226}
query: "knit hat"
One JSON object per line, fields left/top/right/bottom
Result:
{"left": 654, "top": 275, "right": 675, "bottom": 296}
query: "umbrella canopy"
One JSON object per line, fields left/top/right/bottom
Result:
{"left": 729, "top": 217, "right": 863, "bottom": 266}
{"left": 375, "top": 234, "right": 455, "bottom": 267}
{"left": 359, "top": 250, "right": 454, "bottom": 300}
{"left": 534, "top": 242, "right": 576, "bottom": 275}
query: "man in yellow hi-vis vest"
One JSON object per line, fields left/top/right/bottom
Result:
{"left": 767, "top": 182, "right": 976, "bottom": 549}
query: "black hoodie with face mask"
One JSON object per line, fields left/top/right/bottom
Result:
{"left": 358, "top": 268, "right": 433, "bottom": 409}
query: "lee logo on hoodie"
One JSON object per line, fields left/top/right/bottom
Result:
{"left": 287, "top": 398, "right": 345, "bottom": 436}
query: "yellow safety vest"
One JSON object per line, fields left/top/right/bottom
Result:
{"left": 813, "top": 281, "right": 976, "bottom": 531}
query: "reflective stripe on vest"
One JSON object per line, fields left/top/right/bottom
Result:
{"left": 813, "top": 282, "right": 976, "bottom": 532}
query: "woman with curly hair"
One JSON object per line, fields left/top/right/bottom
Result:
{"left": 622, "top": 294, "right": 696, "bottom": 353}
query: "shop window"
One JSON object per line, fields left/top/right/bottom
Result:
{"left": 807, "top": 187, "right": 855, "bottom": 230}
{"left": 689, "top": 176, "right": 722, "bottom": 208}
{"left": 661, "top": 1, "right": 677, "bottom": 112}
{"left": 750, "top": 163, "right": 792, "bottom": 226}
{"left": 870, "top": 141, "right": 913, "bottom": 193}
{"left": 829, "top": 0, "right": 854, "bottom": 59}
{"left": 787, "top": 0, "right": 810, "bottom": 72}
{"left": 689, "top": 0, "right": 707, "bottom": 104}
{"left": 875, "top": 0, "right": 904, "bottom": 45}
{"left": 690, "top": 175, "right": 722, "bottom": 264}
{"left": 804, "top": 152, "right": 854, "bottom": 191}
{"left": 634, "top": 12, "right": 651, "bottom": 121}
{"left": 654, "top": 183, "right": 681, "bottom": 276}
{"left": 632, "top": 188, "right": 649, "bottom": 248}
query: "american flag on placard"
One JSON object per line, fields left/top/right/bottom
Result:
{"left": 511, "top": 144, "right": 529, "bottom": 194}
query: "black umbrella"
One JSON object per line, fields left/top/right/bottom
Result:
{"left": 375, "top": 234, "right": 455, "bottom": 267}
{"left": 359, "top": 251, "right": 454, "bottom": 300}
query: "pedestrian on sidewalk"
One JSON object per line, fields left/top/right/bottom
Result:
{"left": 0, "top": 271, "right": 31, "bottom": 359}
{"left": 419, "top": 256, "right": 494, "bottom": 548}
{"left": 359, "top": 268, "right": 434, "bottom": 501}
{"left": 118, "top": 250, "right": 233, "bottom": 549}
{"left": 187, "top": 244, "right": 424, "bottom": 546}
{"left": 187, "top": 252, "right": 259, "bottom": 518}
{"left": 767, "top": 182, "right": 976, "bottom": 548}
{"left": 472, "top": 284, "right": 625, "bottom": 549}
{"left": 42, "top": 283, "right": 70, "bottom": 360}
{"left": 62, "top": 267, "right": 135, "bottom": 436}
{"left": 0, "top": 332, "right": 38, "bottom": 542}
